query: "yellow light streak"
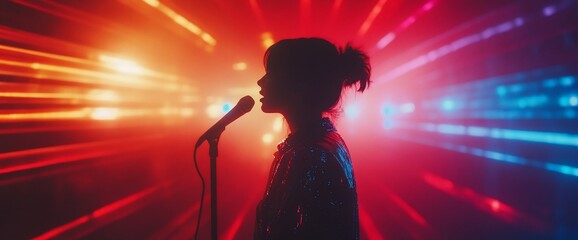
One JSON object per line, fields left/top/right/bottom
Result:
{"left": 0, "top": 89, "right": 120, "bottom": 102}
{"left": 0, "top": 110, "right": 90, "bottom": 121}
{"left": 0, "top": 44, "right": 180, "bottom": 81}
{"left": 98, "top": 55, "right": 145, "bottom": 75}
{"left": 142, "top": 0, "right": 216, "bottom": 47}
{"left": 86, "top": 89, "right": 120, "bottom": 102}
{"left": 0, "top": 59, "right": 147, "bottom": 86}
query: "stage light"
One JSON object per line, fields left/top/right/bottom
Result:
{"left": 90, "top": 107, "right": 119, "bottom": 120}
{"left": 400, "top": 102, "right": 415, "bottom": 113}
{"left": 262, "top": 133, "right": 274, "bottom": 144}
{"left": 206, "top": 104, "right": 223, "bottom": 119}
{"left": 180, "top": 108, "right": 194, "bottom": 117}
{"left": 542, "top": 5, "right": 557, "bottom": 16}
{"left": 141, "top": 0, "right": 216, "bottom": 47}
{"left": 560, "top": 76, "right": 575, "bottom": 86}
{"left": 222, "top": 103, "right": 232, "bottom": 113}
{"left": 344, "top": 104, "right": 360, "bottom": 119}
{"left": 273, "top": 116, "right": 283, "bottom": 132}
{"left": 98, "top": 55, "right": 145, "bottom": 75}
{"left": 376, "top": 33, "right": 396, "bottom": 49}
{"left": 382, "top": 104, "right": 395, "bottom": 116}
{"left": 87, "top": 89, "right": 120, "bottom": 102}
{"left": 441, "top": 99, "right": 456, "bottom": 111}
{"left": 569, "top": 95, "right": 578, "bottom": 106}
{"left": 261, "top": 32, "right": 274, "bottom": 49}
{"left": 233, "top": 62, "right": 247, "bottom": 71}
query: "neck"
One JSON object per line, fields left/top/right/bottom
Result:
{"left": 283, "top": 111, "right": 323, "bottom": 134}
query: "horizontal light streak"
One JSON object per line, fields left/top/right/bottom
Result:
{"left": 0, "top": 89, "right": 119, "bottom": 102}
{"left": 0, "top": 44, "right": 180, "bottom": 81}
{"left": 392, "top": 134, "right": 578, "bottom": 177}
{"left": 0, "top": 134, "right": 165, "bottom": 175}
{"left": 0, "top": 59, "right": 153, "bottom": 87}
{"left": 417, "top": 123, "right": 578, "bottom": 147}
{"left": 0, "top": 107, "right": 194, "bottom": 121}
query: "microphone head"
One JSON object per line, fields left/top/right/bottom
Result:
{"left": 236, "top": 95, "right": 255, "bottom": 114}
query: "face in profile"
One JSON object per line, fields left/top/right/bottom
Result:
{"left": 257, "top": 70, "right": 295, "bottom": 114}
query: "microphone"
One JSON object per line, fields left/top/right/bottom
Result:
{"left": 195, "top": 95, "right": 255, "bottom": 147}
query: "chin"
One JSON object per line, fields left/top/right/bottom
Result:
{"left": 260, "top": 102, "right": 280, "bottom": 113}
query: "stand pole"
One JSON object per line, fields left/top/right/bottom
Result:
{"left": 208, "top": 137, "right": 219, "bottom": 240}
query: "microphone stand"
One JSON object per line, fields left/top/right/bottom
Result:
{"left": 199, "top": 126, "right": 224, "bottom": 240}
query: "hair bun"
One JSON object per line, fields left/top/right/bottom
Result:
{"left": 338, "top": 44, "right": 371, "bottom": 92}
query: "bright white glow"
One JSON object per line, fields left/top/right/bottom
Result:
{"left": 419, "top": 122, "right": 578, "bottom": 147}
{"left": 273, "top": 116, "right": 283, "bottom": 132}
{"left": 441, "top": 99, "right": 456, "bottom": 111}
{"left": 180, "top": 108, "right": 194, "bottom": 117}
{"left": 90, "top": 107, "right": 119, "bottom": 120}
{"left": 262, "top": 133, "right": 274, "bottom": 144}
{"left": 233, "top": 62, "right": 247, "bottom": 71}
{"left": 569, "top": 95, "right": 578, "bottom": 106}
{"left": 143, "top": 0, "right": 160, "bottom": 7}
{"left": 400, "top": 103, "right": 415, "bottom": 113}
{"left": 377, "top": 33, "right": 396, "bottom": 49}
{"left": 542, "top": 5, "right": 557, "bottom": 16}
{"left": 206, "top": 104, "right": 223, "bottom": 119}
{"left": 87, "top": 89, "right": 120, "bottom": 102}
{"left": 98, "top": 55, "right": 145, "bottom": 75}
{"left": 344, "top": 104, "right": 360, "bottom": 119}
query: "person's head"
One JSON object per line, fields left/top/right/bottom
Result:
{"left": 257, "top": 38, "right": 371, "bottom": 118}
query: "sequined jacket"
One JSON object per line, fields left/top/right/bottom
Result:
{"left": 255, "top": 118, "right": 359, "bottom": 240}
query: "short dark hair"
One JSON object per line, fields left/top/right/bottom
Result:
{"left": 264, "top": 38, "right": 371, "bottom": 114}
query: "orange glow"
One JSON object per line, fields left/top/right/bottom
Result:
{"left": 233, "top": 62, "right": 248, "bottom": 71}
{"left": 0, "top": 44, "right": 179, "bottom": 82}
{"left": 0, "top": 44, "right": 93, "bottom": 65}
{"left": 87, "top": 89, "right": 120, "bottom": 102}
{"left": 261, "top": 32, "right": 274, "bottom": 49}
{"left": 272, "top": 116, "right": 283, "bottom": 132}
{"left": 206, "top": 103, "right": 224, "bottom": 119}
{"left": 0, "top": 109, "right": 89, "bottom": 121}
{"left": 0, "top": 92, "right": 84, "bottom": 100}
{"left": 98, "top": 55, "right": 146, "bottom": 75}
{"left": 262, "top": 133, "right": 274, "bottom": 144}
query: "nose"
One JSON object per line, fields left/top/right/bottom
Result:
{"left": 257, "top": 75, "right": 266, "bottom": 87}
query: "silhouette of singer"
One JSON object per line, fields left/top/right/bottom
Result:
{"left": 254, "top": 38, "right": 371, "bottom": 240}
